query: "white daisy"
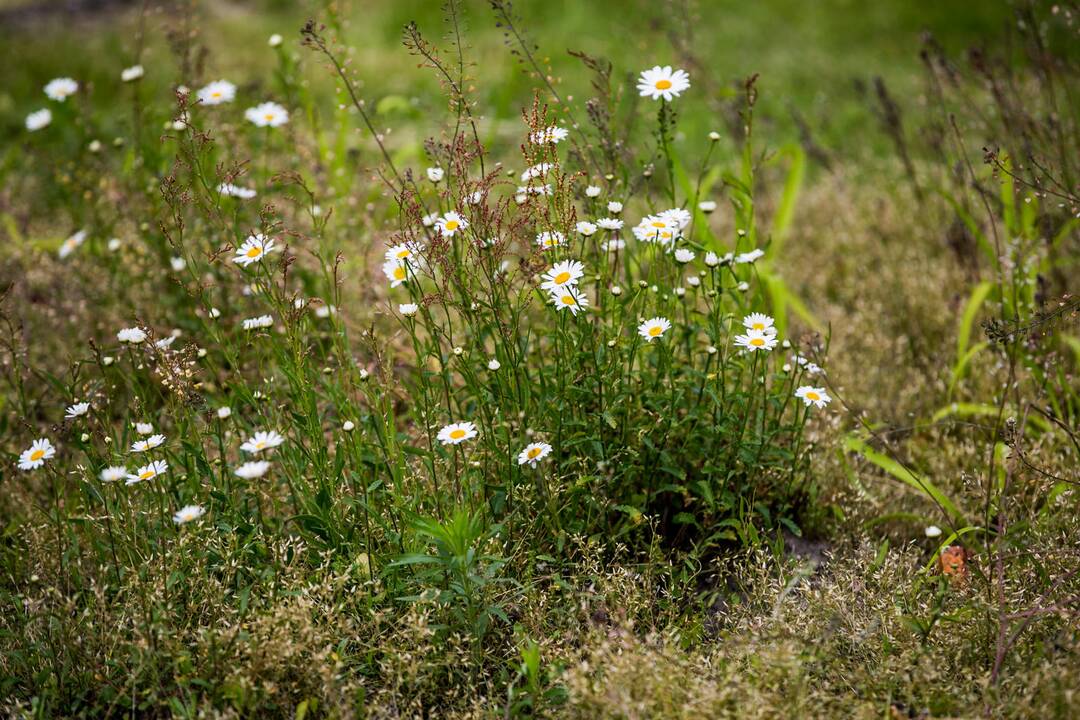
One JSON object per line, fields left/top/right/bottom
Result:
{"left": 704, "top": 251, "right": 720, "bottom": 267}
{"left": 18, "top": 438, "right": 55, "bottom": 471}
{"left": 382, "top": 260, "right": 411, "bottom": 288}
{"left": 242, "top": 315, "right": 274, "bottom": 330}
{"left": 399, "top": 303, "right": 419, "bottom": 317}
{"left": 794, "top": 386, "right": 831, "bottom": 409}
{"left": 269, "top": 33, "right": 283, "bottom": 47}
{"left": 120, "top": 65, "right": 144, "bottom": 82}
{"left": 44, "top": 77, "right": 78, "bottom": 101}
{"left": 517, "top": 442, "right": 552, "bottom": 467}
{"left": 636, "top": 65, "right": 690, "bottom": 101}
{"left": 530, "top": 125, "right": 568, "bottom": 144}
{"left": 218, "top": 182, "right": 257, "bottom": 199}
{"left": 659, "top": 207, "right": 692, "bottom": 229}
{"left": 65, "top": 402, "right": 90, "bottom": 419}
{"left": 536, "top": 231, "right": 566, "bottom": 249}
{"left": 233, "top": 234, "right": 276, "bottom": 266}
{"left": 597, "top": 218, "right": 624, "bottom": 231}
{"left": 549, "top": 286, "right": 589, "bottom": 315}
{"left": 742, "top": 313, "right": 777, "bottom": 336}
{"left": 521, "top": 163, "right": 552, "bottom": 182}
{"left": 734, "top": 329, "right": 778, "bottom": 352}
{"left": 698, "top": 200, "right": 717, "bottom": 213}
{"left": 131, "top": 434, "right": 165, "bottom": 453}
{"left": 607, "top": 201, "right": 623, "bottom": 214}
{"left": 437, "top": 421, "right": 478, "bottom": 446}
{"left": 136, "top": 423, "right": 154, "bottom": 435}
{"left": 235, "top": 460, "right": 271, "bottom": 479}
{"left": 384, "top": 242, "right": 422, "bottom": 264}
{"left": 126, "top": 459, "right": 167, "bottom": 485}
{"left": 638, "top": 317, "right": 672, "bottom": 342}
{"left": 576, "top": 221, "right": 597, "bottom": 236}
{"left": 117, "top": 327, "right": 148, "bottom": 344}
{"left": 426, "top": 167, "right": 444, "bottom": 183}
{"left": 99, "top": 466, "right": 127, "bottom": 482}
{"left": 674, "top": 248, "right": 695, "bottom": 263}
{"left": 736, "top": 248, "right": 765, "bottom": 264}
{"left": 57, "top": 229, "right": 87, "bottom": 259}
{"left": 925, "top": 525, "right": 943, "bottom": 538}
{"left": 540, "top": 259, "right": 585, "bottom": 292}
{"left": 245, "top": 101, "right": 289, "bottom": 128}
{"left": 585, "top": 185, "right": 602, "bottom": 198}
{"left": 197, "top": 80, "right": 236, "bottom": 105}
{"left": 435, "top": 211, "right": 468, "bottom": 237}
{"left": 26, "top": 109, "right": 52, "bottom": 132}
{"left": 421, "top": 212, "right": 438, "bottom": 227}
{"left": 602, "top": 239, "right": 626, "bottom": 252}
{"left": 240, "top": 430, "right": 285, "bottom": 454}
{"left": 216, "top": 406, "right": 232, "bottom": 419}
{"left": 487, "top": 358, "right": 501, "bottom": 371}
{"left": 173, "top": 504, "right": 205, "bottom": 525}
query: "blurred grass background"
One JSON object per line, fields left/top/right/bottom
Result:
{"left": 1, "top": 0, "right": 1014, "bottom": 160}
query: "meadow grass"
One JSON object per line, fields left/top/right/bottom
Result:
{"left": 1, "top": 1, "right": 1078, "bottom": 718}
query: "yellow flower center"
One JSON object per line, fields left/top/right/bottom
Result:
{"left": 554, "top": 271, "right": 571, "bottom": 284}
{"left": 655, "top": 79, "right": 673, "bottom": 90}
{"left": 30, "top": 449, "right": 45, "bottom": 461}
{"left": 246, "top": 246, "right": 262, "bottom": 257}
{"left": 649, "top": 326, "right": 662, "bottom": 336}
{"left": 449, "top": 429, "right": 466, "bottom": 440}
{"left": 139, "top": 470, "right": 154, "bottom": 480}
{"left": 752, "top": 322, "right": 765, "bottom": 331}
{"left": 750, "top": 338, "right": 765, "bottom": 347}
{"left": 528, "top": 447, "right": 541, "bottom": 459}
{"left": 561, "top": 295, "right": 575, "bottom": 305}
{"left": 255, "top": 441, "right": 266, "bottom": 449}
{"left": 651, "top": 221, "right": 666, "bottom": 228}
{"left": 393, "top": 266, "right": 406, "bottom": 280}
{"left": 264, "top": 113, "right": 275, "bottom": 121}
{"left": 396, "top": 249, "right": 410, "bottom": 259}
{"left": 211, "top": 92, "right": 221, "bottom": 98}
{"left": 444, "top": 220, "right": 459, "bottom": 231}
{"left": 806, "top": 391, "right": 820, "bottom": 401}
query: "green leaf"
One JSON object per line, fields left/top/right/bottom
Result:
{"left": 957, "top": 281, "right": 993, "bottom": 360}
{"left": 844, "top": 436, "right": 965, "bottom": 524}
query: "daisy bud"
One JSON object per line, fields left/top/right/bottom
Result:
{"left": 426, "top": 167, "right": 444, "bottom": 183}
{"left": 782, "top": 339, "right": 791, "bottom": 349}
{"left": 209, "top": 308, "right": 221, "bottom": 319}
{"left": 217, "top": 406, "right": 232, "bottom": 419}
{"left": 650, "top": 285, "right": 659, "bottom": 293}
{"left": 607, "top": 340, "right": 616, "bottom": 348}
{"left": 737, "top": 282, "right": 749, "bottom": 292}
{"left": 103, "top": 356, "right": 114, "bottom": 366}
{"left": 782, "top": 363, "right": 792, "bottom": 373}
{"left": 925, "top": 525, "right": 942, "bottom": 538}
{"left": 707, "top": 346, "right": 717, "bottom": 355}
{"left": 699, "top": 200, "right": 717, "bottom": 214}
{"left": 343, "top": 420, "right": 356, "bottom": 432}
{"left": 687, "top": 276, "right": 701, "bottom": 287}
{"left": 197, "top": 348, "right": 207, "bottom": 358}
{"left": 737, "top": 229, "right": 747, "bottom": 237}
{"left": 675, "top": 287, "right": 685, "bottom": 297}
{"left": 269, "top": 33, "right": 283, "bottom": 47}
{"left": 358, "top": 368, "right": 370, "bottom": 381}
{"left": 80, "top": 433, "right": 90, "bottom": 442}
{"left": 88, "top": 139, "right": 102, "bottom": 153}
{"left": 453, "top": 346, "right": 463, "bottom": 356}
{"left": 610, "top": 285, "right": 622, "bottom": 296}
{"left": 708, "top": 131, "right": 721, "bottom": 141}
{"left": 487, "top": 358, "right": 501, "bottom": 371}
{"left": 107, "top": 238, "right": 121, "bottom": 251}
{"left": 638, "top": 280, "right": 648, "bottom": 289}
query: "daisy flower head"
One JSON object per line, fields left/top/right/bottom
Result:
{"left": 18, "top": 438, "right": 55, "bottom": 471}
{"left": 549, "top": 285, "right": 589, "bottom": 316}
{"left": 384, "top": 242, "right": 423, "bottom": 265}
{"left": 44, "top": 77, "right": 78, "bottom": 101}
{"left": 925, "top": 525, "right": 943, "bottom": 539}
{"left": 126, "top": 459, "right": 167, "bottom": 485}
{"left": 540, "top": 259, "right": 585, "bottom": 292}
{"left": 382, "top": 259, "right": 411, "bottom": 288}
{"left": 426, "top": 167, "right": 444, "bottom": 183}
{"left": 607, "top": 201, "right": 623, "bottom": 214}
{"left": 742, "top": 312, "right": 777, "bottom": 336}
{"left": 674, "top": 248, "right": 695, "bottom": 264}
{"left": 120, "top": 65, "right": 144, "bottom": 82}
{"left": 576, "top": 221, "right": 597, "bottom": 236}
{"left": 487, "top": 358, "right": 501, "bottom": 371}
{"left": 131, "top": 434, "right": 165, "bottom": 453}
{"left": 794, "top": 386, "right": 831, "bottom": 409}
{"left": 734, "top": 328, "right": 778, "bottom": 352}
{"left": 197, "top": 80, "right": 236, "bottom": 105}
{"left": 269, "top": 33, "right": 283, "bottom": 47}
{"left": 58, "top": 229, "right": 87, "bottom": 259}
{"left": 235, "top": 460, "right": 271, "bottom": 479}
{"left": 602, "top": 238, "right": 626, "bottom": 252}
{"left": 638, "top": 316, "right": 672, "bottom": 342}
{"left": 136, "top": 422, "right": 154, "bottom": 435}
{"left": 704, "top": 251, "right": 720, "bottom": 267}
{"left": 585, "top": 185, "right": 602, "bottom": 198}
{"left": 218, "top": 182, "right": 256, "bottom": 199}
{"left": 245, "top": 101, "right": 289, "bottom": 128}
{"left": 521, "top": 163, "right": 552, "bottom": 182}
{"left": 736, "top": 248, "right": 765, "bottom": 264}
{"left": 699, "top": 200, "right": 717, "bottom": 214}
{"left": 241, "top": 430, "right": 285, "bottom": 454}
{"left": 435, "top": 211, "right": 468, "bottom": 237}
{"left": 399, "top": 303, "right": 419, "bottom": 317}
{"left": 536, "top": 231, "right": 567, "bottom": 249}
{"left": 530, "top": 125, "right": 568, "bottom": 144}
{"left": 233, "top": 235, "right": 276, "bottom": 267}
{"left": 173, "top": 504, "right": 205, "bottom": 525}
{"left": 597, "top": 218, "right": 624, "bottom": 231}
{"left": 637, "top": 65, "right": 690, "bottom": 101}
{"left": 65, "top": 402, "right": 90, "bottom": 419}
{"left": 633, "top": 216, "right": 679, "bottom": 248}
{"left": 437, "top": 421, "right": 478, "bottom": 446}
{"left": 242, "top": 315, "right": 274, "bottom": 330}
{"left": 100, "top": 466, "right": 127, "bottom": 482}
{"left": 216, "top": 406, "right": 232, "bottom": 419}
{"left": 26, "top": 109, "right": 52, "bottom": 132}
{"left": 517, "top": 441, "right": 552, "bottom": 467}
{"left": 659, "top": 207, "right": 692, "bottom": 229}
{"left": 117, "top": 327, "right": 147, "bottom": 344}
